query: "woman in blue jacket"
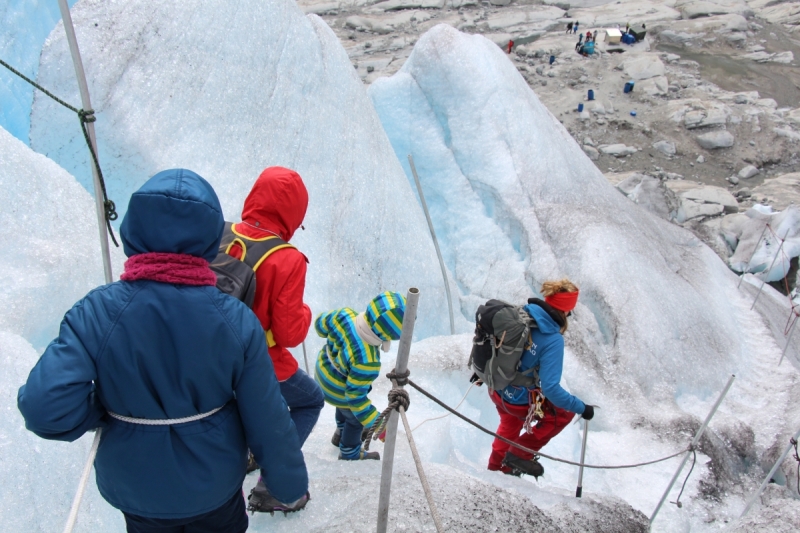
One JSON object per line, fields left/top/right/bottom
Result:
{"left": 18, "top": 169, "right": 309, "bottom": 532}
{"left": 487, "top": 279, "right": 594, "bottom": 477}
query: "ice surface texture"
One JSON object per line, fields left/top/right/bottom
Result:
{"left": 29, "top": 0, "right": 452, "bottom": 338}
{"left": 0, "top": 0, "right": 77, "bottom": 143}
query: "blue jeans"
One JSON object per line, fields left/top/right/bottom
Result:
{"left": 280, "top": 369, "right": 324, "bottom": 446}
{"left": 123, "top": 489, "right": 247, "bottom": 533}
{"left": 335, "top": 407, "right": 364, "bottom": 458}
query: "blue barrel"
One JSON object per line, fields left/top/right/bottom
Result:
{"left": 624, "top": 81, "right": 634, "bottom": 93}
{"left": 578, "top": 103, "right": 584, "bottom": 112}
{"left": 549, "top": 55, "right": 555, "bottom": 65}
{"left": 630, "top": 110, "right": 637, "bottom": 117}
{"left": 588, "top": 89, "right": 595, "bottom": 101}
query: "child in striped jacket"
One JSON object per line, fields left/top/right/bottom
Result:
{"left": 314, "top": 292, "right": 406, "bottom": 460}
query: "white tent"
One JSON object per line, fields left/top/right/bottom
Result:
{"left": 603, "top": 28, "right": 622, "bottom": 44}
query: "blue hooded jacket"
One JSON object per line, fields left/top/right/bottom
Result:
{"left": 18, "top": 169, "right": 308, "bottom": 518}
{"left": 500, "top": 303, "right": 586, "bottom": 415}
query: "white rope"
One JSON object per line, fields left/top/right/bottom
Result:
{"left": 411, "top": 381, "right": 476, "bottom": 433}
{"left": 108, "top": 404, "right": 225, "bottom": 425}
{"left": 63, "top": 429, "right": 102, "bottom": 533}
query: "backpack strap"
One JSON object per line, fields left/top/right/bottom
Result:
{"left": 220, "top": 222, "right": 296, "bottom": 272}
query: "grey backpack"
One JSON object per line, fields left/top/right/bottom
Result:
{"left": 469, "top": 300, "right": 539, "bottom": 391}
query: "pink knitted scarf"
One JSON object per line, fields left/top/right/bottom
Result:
{"left": 121, "top": 252, "right": 217, "bottom": 286}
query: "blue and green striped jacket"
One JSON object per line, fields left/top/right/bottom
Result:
{"left": 314, "top": 308, "right": 382, "bottom": 426}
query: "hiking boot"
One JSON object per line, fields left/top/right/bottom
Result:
{"left": 338, "top": 449, "right": 380, "bottom": 461}
{"left": 247, "top": 479, "right": 310, "bottom": 515}
{"left": 246, "top": 451, "right": 259, "bottom": 474}
{"left": 502, "top": 452, "right": 544, "bottom": 478}
{"left": 331, "top": 428, "right": 341, "bottom": 447}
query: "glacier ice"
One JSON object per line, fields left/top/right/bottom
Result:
{"left": 29, "top": 0, "right": 454, "bottom": 339}
{"left": 1, "top": 2, "right": 799, "bottom": 533}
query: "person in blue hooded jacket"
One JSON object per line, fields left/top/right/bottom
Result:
{"left": 486, "top": 279, "right": 594, "bottom": 478}
{"left": 18, "top": 169, "right": 309, "bottom": 532}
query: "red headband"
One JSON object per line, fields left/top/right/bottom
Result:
{"left": 545, "top": 291, "right": 579, "bottom": 313}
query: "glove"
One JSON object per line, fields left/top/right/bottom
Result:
{"left": 469, "top": 372, "right": 483, "bottom": 386}
{"left": 581, "top": 405, "right": 594, "bottom": 420}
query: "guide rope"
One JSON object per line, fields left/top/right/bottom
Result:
{"left": 0, "top": 58, "right": 119, "bottom": 246}
{"left": 406, "top": 378, "right": 693, "bottom": 470}
{"left": 792, "top": 438, "right": 800, "bottom": 495}
{"left": 363, "top": 369, "right": 411, "bottom": 451}
{"left": 671, "top": 448, "right": 697, "bottom": 508}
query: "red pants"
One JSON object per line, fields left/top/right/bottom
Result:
{"left": 487, "top": 390, "right": 574, "bottom": 471}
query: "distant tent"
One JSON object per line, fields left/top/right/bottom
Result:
{"left": 629, "top": 24, "right": 647, "bottom": 42}
{"left": 603, "top": 28, "right": 622, "bottom": 44}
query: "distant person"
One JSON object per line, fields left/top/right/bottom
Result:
{"left": 485, "top": 279, "right": 594, "bottom": 477}
{"left": 18, "top": 169, "right": 310, "bottom": 531}
{"left": 224, "top": 166, "right": 323, "bottom": 453}
{"left": 507, "top": 39, "right": 514, "bottom": 54}
{"left": 566, "top": 22, "right": 573, "bottom": 33}
{"left": 315, "top": 292, "right": 406, "bottom": 460}
{"left": 573, "top": 20, "right": 579, "bottom": 34}
{"left": 575, "top": 32, "right": 584, "bottom": 51}
{"left": 626, "top": 21, "right": 630, "bottom": 33}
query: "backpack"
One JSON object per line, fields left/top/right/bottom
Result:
{"left": 210, "top": 222, "right": 295, "bottom": 308}
{"left": 468, "top": 299, "right": 539, "bottom": 391}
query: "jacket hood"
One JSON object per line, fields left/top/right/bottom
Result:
{"left": 524, "top": 302, "right": 561, "bottom": 335}
{"left": 121, "top": 169, "right": 224, "bottom": 262}
{"left": 365, "top": 292, "right": 406, "bottom": 341}
{"left": 241, "top": 167, "right": 308, "bottom": 241}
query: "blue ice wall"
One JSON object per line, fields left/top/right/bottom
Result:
{"left": 1, "top": 0, "right": 78, "bottom": 144}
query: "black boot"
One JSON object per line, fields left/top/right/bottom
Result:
{"left": 247, "top": 479, "right": 310, "bottom": 515}
{"left": 331, "top": 428, "right": 341, "bottom": 447}
{"left": 502, "top": 452, "right": 544, "bottom": 478}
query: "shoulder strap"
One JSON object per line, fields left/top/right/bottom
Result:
{"left": 223, "top": 223, "right": 296, "bottom": 272}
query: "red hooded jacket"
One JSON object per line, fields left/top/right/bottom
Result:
{"left": 228, "top": 167, "right": 311, "bottom": 381}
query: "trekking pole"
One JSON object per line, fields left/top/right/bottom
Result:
{"left": 576, "top": 419, "right": 589, "bottom": 497}
{"left": 649, "top": 374, "right": 735, "bottom": 526}
{"left": 63, "top": 429, "right": 102, "bottom": 533}
{"left": 57, "top": 0, "right": 113, "bottom": 286}
{"left": 737, "top": 223, "right": 769, "bottom": 289}
{"left": 739, "top": 426, "right": 800, "bottom": 519}
{"left": 302, "top": 341, "right": 310, "bottom": 374}
{"left": 408, "top": 155, "right": 455, "bottom": 335}
{"left": 751, "top": 229, "right": 789, "bottom": 310}
{"left": 377, "top": 288, "right": 420, "bottom": 533}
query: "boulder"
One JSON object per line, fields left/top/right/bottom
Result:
{"left": 616, "top": 174, "right": 675, "bottom": 220}
{"left": 583, "top": 145, "right": 600, "bottom": 160}
{"left": 750, "top": 173, "right": 800, "bottom": 211}
{"left": 653, "top": 140, "right": 677, "bottom": 156}
{"left": 599, "top": 144, "right": 638, "bottom": 157}
{"left": 677, "top": 199, "right": 725, "bottom": 222}
{"left": 696, "top": 130, "right": 734, "bottom": 149}
{"left": 621, "top": 54, "right": 666, "bottom": 80}
{"left": 738, "top": 165, "right": 759, "bottom": 179}
{"left": 639, "top": 75, "right": 670, "bottom": 96}
{"left": 681, "top": 185, "right": 739, "bottom": 213}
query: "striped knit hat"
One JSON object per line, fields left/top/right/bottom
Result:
{"left": 365, "top": 291, "right": 406, "bottom": 341}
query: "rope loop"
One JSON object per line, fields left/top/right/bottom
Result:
{"left": 78, "top": 108, "right": 96, "bottom": 123}
{"left": 388, "top": 387, "right": 410, "bottom": 411}
{"left": 387, "top": 368, "right": 410, "bottom": 386}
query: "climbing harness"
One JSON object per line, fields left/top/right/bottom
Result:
{"left": 523, "top": 388, "right": 546, "bottom": 434}
{"left": 107, "top": 404, "right": 226, "bottom": 425}
{"left": 1, "top": 58, "right": 119, "bottom": 246}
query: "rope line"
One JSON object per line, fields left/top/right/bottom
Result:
{"left": 406, "top": 379, "right": 691, "bottom": 469}
{"left": 412, "top": 381, "right": 476, "bottom": 433}
{"left": 363, "top": 369, "right": 411, "bottom": 451}
{"left": 671, "top": 448, "right": 697, "bottom": 508}
{"left": 792, "top": 438, "right": 800, "bottom": 495}
{"left": 1, "top": 58, "right": 119, "bottom": 246}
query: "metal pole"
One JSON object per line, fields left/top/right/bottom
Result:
{"left": 738, "top": 223, "right": 769, "bottom": 289}
{"left": 576, "top": 419, "right": 589, "bottom": 497}
{"left": 407, "top": 155, "right": 455, "bottom": 335}
{"left": 377, "top": 288, "right": 420, "bottom": 533}
{"left": 302, "top": 340, "right": 310, "bottom": 373}
{"left": 57, "top": 0, "right": 113, "bottom": 285}
{"left": 779, "top": 312, "right": 798, "bottom": 366}
{"left": 650, "top": 374, "right": 735, "bottom": 525}
{"left": 740, "top": 426, "right": 800, "bottom": 519}
{"left": 63, "top": 429, "right": 102, "bottom": 533}
{"left": 751, "top": 229, "right": 789, "bottom": 311}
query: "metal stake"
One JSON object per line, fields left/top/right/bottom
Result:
{"left": 740, "top": 426, "right": 800, "bottom": 519}
{"left": 650, "top": 374, "right": 736, "bottom": 525}
{"left": 377, "top": 288, "right": 420, "bottom": 533}
{"left": 576, "top": 419, "right": 589, "bottom": 497}
{"left": 738, "top": 223, "right": 769, "bottom": 289}
{"left": 751, "top": 229, "right": 789, "bottom": 311}
{"left": 779, "top": 312, "right": 798, "bottom": 366}
{"left": 302, "top": 340, "right": 310, "bottom": 373}
{"left": 57, "top": 0, "right": 113, "bottom": 285}
{"left": 408, "top": 155, "right": 455, "bottom": 335}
